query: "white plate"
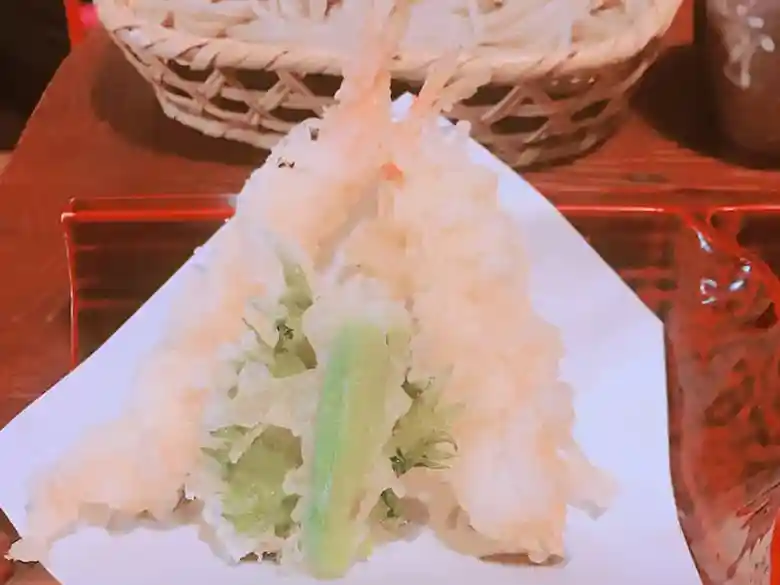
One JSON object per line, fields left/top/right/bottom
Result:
{"left": 0, "top": 96, "right": 701, "bottom": 585}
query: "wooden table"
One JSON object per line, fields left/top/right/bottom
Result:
{"left": 2, "top": 1, "right": 780, "bottom": 582}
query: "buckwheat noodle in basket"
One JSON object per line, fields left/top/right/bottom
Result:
{"left": 127, "top": 0, "right": 650, "bottom": 53}
{"left": 97, "top": 0, "right": 681, "bottom": 167}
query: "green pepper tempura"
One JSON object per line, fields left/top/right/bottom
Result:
{"left": 187, "top": 255, "right": 458, "bottom": 576}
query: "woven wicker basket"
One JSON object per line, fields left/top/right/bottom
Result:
{"left": 95, "top": 0, "right": 683, "bottom": 168}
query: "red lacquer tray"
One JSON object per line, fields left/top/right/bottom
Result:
{"left": 61, "top": 193, "right": 780, "bottom": 585}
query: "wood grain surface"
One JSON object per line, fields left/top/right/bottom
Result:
{"left": 1, "top": 2, "right": 780, "bottom": 582}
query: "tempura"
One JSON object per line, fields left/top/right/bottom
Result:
{"left": 9, "top": 0, "right": 615, "bottom": 577}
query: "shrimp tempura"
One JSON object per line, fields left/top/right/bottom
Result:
{"left": 10, "top": 0, "right": 410, "bottom": 562}
{"left": 342, "top": 57, "right": 616, "bottom": 562}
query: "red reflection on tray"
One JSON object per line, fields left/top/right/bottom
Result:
{"left": 61, "top": 194, "right": 780, "bottom": 585}
{"left": 61, "top": 195, "right": 233, "bottom": 366}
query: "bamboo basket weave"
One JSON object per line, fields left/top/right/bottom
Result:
{"left": 95, "top": 0, "right": 683, "bottom": 168}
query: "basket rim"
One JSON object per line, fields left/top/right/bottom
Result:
{"left": 95, "top": 0, "right": 683, "bottom": 84}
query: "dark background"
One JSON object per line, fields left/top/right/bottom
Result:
{"left": 0, "top": 1, "right": 71, "bottom": 148}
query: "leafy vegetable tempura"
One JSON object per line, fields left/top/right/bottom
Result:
{"left": 9, "top": 0, "right": 615, "bottom": 577}
{"left": 186, "top": 259, "right": 455, "bottom": 574}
